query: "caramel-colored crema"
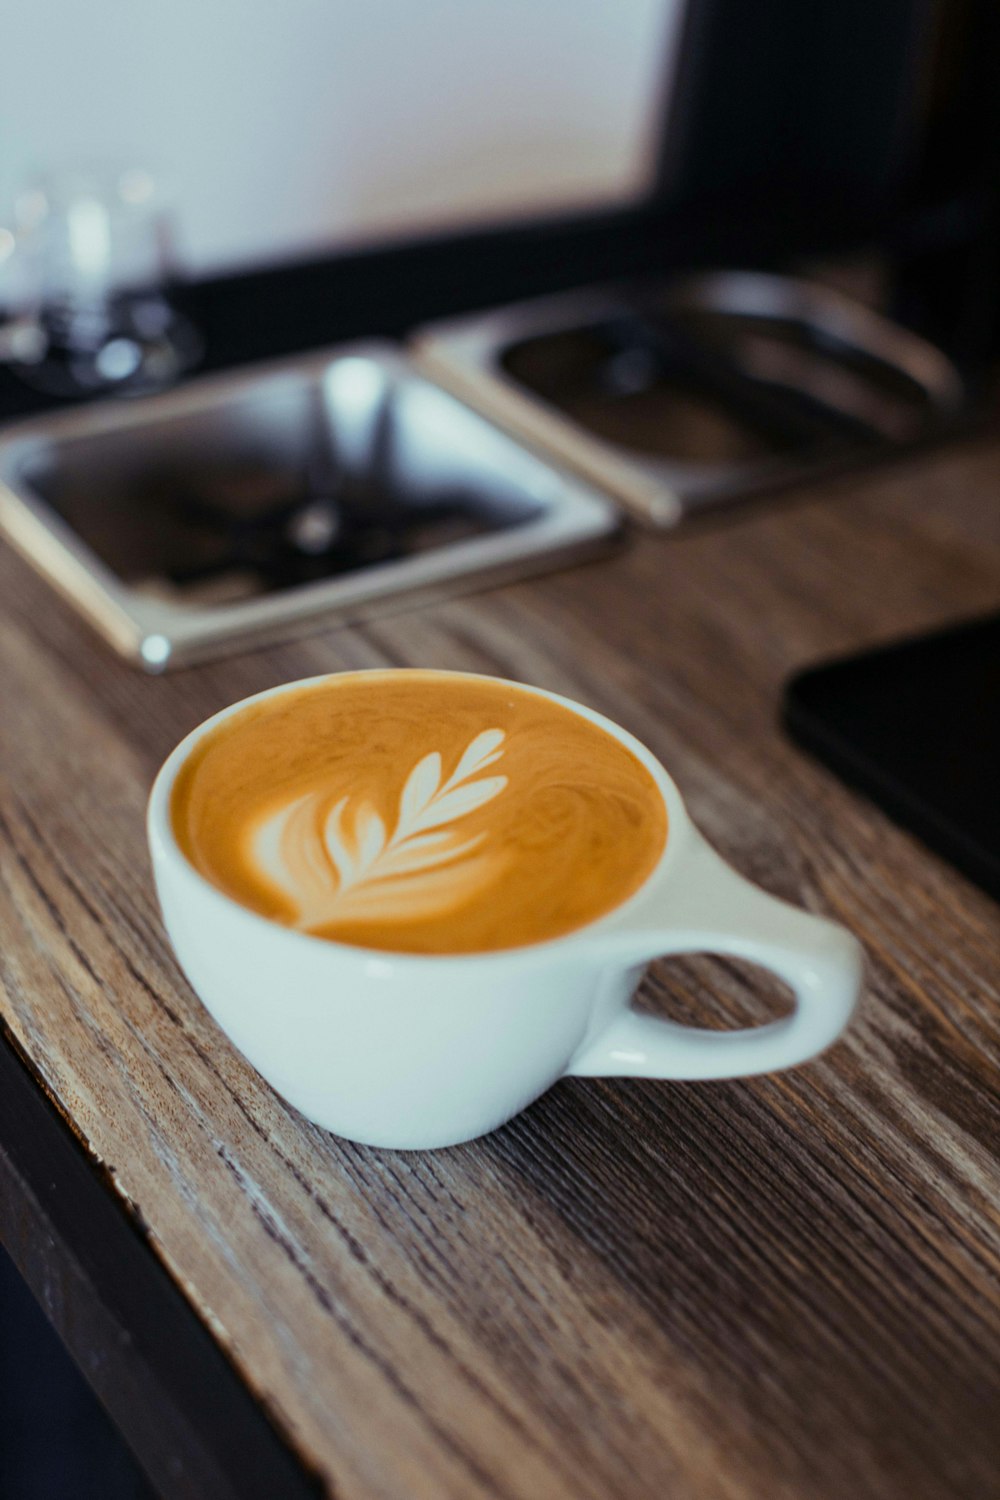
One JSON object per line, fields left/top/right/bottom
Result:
{"left": 171, "top": 672, "right": 667, "bottom": 954}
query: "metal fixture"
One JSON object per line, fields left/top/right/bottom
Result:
{"left": 0, "top": 343, "right": 618, "bottom": 669}
{"left": 414, "top": 272, "right": 965, "bottom": 526}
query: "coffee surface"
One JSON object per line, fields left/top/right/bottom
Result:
{"left": 171, "top": 672, "right": 667, "bottom": 953}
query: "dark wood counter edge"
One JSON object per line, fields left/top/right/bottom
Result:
{"left": 0, "top": 1019, "right": 327, "bottom": 1500}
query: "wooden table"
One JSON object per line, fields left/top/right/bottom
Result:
{"left": 1, "top": 435, "right": 999, "bottom": 1500}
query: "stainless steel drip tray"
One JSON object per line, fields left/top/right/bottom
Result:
{"left": 0, "top": 343, "right": 618, "bottom": 669}
{"left": 413, "top": 273, "right": 966, "bottom": 527}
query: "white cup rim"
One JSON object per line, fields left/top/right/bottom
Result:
{"left": 147, "top": 668, "right": 692, "bottom": 968}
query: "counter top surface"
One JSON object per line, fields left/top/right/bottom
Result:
{"left": 2, "top": 433, "right": 999, "bottom": 1500}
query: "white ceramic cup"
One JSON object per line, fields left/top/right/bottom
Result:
{"left": 147, "top": 672, "right": 863, "bottom": 1150}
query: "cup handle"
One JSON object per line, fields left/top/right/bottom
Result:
{"left": 567, "top": 831, "right": 863, "bottom": 1080}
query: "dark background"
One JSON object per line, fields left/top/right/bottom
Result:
{"left": 0, "top": 1244, "right": 154, "bottom": 1499}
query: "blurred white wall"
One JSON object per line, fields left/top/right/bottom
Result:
{"left": 0, "top": 0, "right": 682, "bottom": 277}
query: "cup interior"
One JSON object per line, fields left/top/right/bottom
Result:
{"left": 148, "top": 668, "right": 689, "bottom": 962}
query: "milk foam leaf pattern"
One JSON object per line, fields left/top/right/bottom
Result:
{"left": 319, "top": 798, "right": 354, "bottom": 886}
{"left": 446, "top": 728, "right": 505, "bottom": 786}
{"left": 399, "top": 752, "right": 442, "bottom": 829}
{"left": 253, "top": 730, "right": 509, "bottom": 931}
{"left": 404, "top": 776, "right": 508, "bottom": 835}
{"left": 356, "top": 805, "right": 388, "bottom": 871}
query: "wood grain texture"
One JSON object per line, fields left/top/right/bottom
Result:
{"left": 2, "top": 435, "right": 1000, "bottom": 1500}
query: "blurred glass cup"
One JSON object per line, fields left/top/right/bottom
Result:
{"left": 0, "top": 163, "right": 202, "bottom": 397}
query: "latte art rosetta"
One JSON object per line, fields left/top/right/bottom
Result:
{"left": 170, "top": 671, "right": 667, "bottom": 953}
{"left": 253, "top": 730, "right": 509, "bottom": 930}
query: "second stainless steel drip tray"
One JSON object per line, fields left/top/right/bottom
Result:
{"left": 0, "top": 343, "right": 617, "bottom": 669}
{"left": 415, "top": 273, "right": 965, "bottom": 526}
